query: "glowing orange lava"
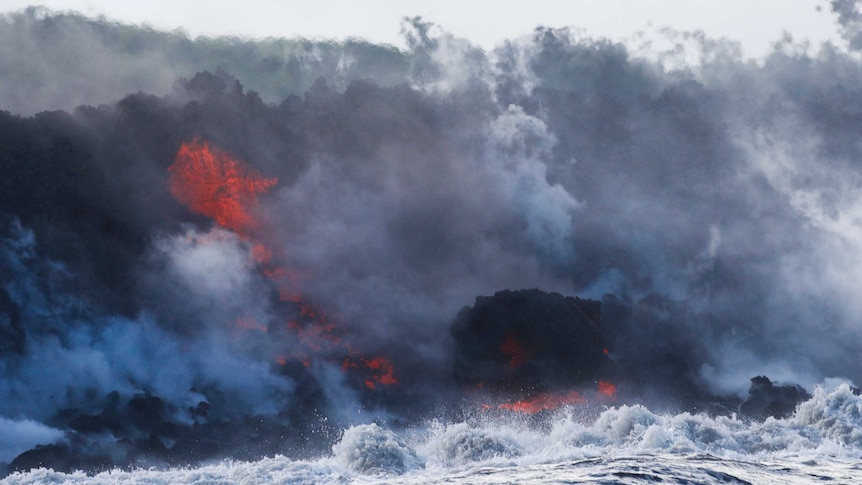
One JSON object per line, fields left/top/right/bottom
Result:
{"left": 169, "top": 138, "right": 277, "bottom": 236}
{"left": 498, "top": 391, "right": 585, "bottom": 414}
{"left": 482, "top": 380, "right": 618, "bottom": 414}
{"left": 598, "top": 380, "right": 617, "bottom": 399}
{"left": 262, "top": 266, "right": 305, "bottom": 302}
{"left": 499, "top": 330, "right": 530, "bottom": 369}
{"left": 362, "top": 357, "right": 398, "bottom": 389}
{"left": 169, "top": 138, "right": 398, "bottom": 391}
{"left": 338, "top": 355, "right": 399, "bottom": 389}
{"left": 286, "top": 317, "right": 341, "bottom": 352}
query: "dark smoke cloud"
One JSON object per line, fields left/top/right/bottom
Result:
{"left": 2, "top": 3, "right": 862, "bottom": 471}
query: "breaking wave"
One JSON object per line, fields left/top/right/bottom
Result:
{"left": 332, "top": 423, "right": 422, "bottom": 474}
{"left": 424, "top": 422, "right": 522, "bottom": 464}
{"left": 4, "top": 384, "right": 862, "bottom": 483}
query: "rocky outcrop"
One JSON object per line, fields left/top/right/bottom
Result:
{"left": 739, "top": 376, "right": 811, "bottom": 420}
{"left": 451, "top": 289, "right": 605, "bottom": 392}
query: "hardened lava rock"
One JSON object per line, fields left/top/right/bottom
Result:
{"left": 451, "top": 289, "right": 605, "bottom": 392}
{"left": 739, "top": 376, "right": 811, "bottom": 420}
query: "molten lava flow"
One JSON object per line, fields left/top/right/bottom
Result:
{"left": 169, "top": 138, "right": 277, "bottom": 236}
{"left": 287, "top": 317, "right": 341, "bottom": 352}
{"left": 362, "top": 357, "right": 398, "bottom": 389}
{"left": 339, "top": 356, "right": 399, "bottom": 389}
{"left": 499, "top": 330, "right": 529, "bottom": 369}
{"left": 598, "top": 380, "right": 617, "bottom": 399}
{"left": 279, "top": 308, "right": 400, "bottom": 390}
{"left": 250, "top": 243, "right": 273, "bottom": 265}
{"left": 498, "top": 391, "right": 585, "bottom": 414}
{"left": 262, "top": 266, "right": 305, "bottom": 302}
{"left": 168, "top": 138, "right": 399, "bottom": 392}
{"left": 483, "top": 381, "right": 618, "bottom": 414}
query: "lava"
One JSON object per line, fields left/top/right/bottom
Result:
{"left": 169, "top": 138, "right": 277, "bottom": 236}
{"left": 598, "top": 381, "right": 617, "bottom": 399}
{"left": 168, "top": 138, "right": 398, "bottom": 392}
{"left": 262, "top": 266, "right": 305, "bottom": 302}
{"left": 361, "top": 357, "right": 398, "bottom": 389}
{"left": 339, "top": 356, "right": 399, "bottom": 389}
{"left": 498, "top": 391, "right": 585, "bottom": 413}
{"left": 286, "top": 318, "right": 341, "bottom": 353}
{"left": 483, "top": 381, "right": 618, "bottom": 414}
{"left": 499, "top": 330, "right": 530, "bottom": 369}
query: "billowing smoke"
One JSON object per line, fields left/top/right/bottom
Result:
{"left": 2, "top": 2, "right": 862, "bottom": 473}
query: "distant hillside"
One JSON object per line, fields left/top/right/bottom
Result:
{"left": 0, "top": 6, "right": 410, "bottom": 114}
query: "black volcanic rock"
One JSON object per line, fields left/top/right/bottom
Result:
{"left": 451, "top": 289, "right": 604, "bottom": 392}
{"left": 599, "top": 293, "right": 708, "bottom": 404}
{"left": 739, "top": 376, "right": 811, "bottom": 420}
{"left": 5, "top": 381, "right": 337, "bottom": 476}
{"left": 0, "top": 286, "right": 24, "bottom": 357}
{"left": 9, "top": 444, "right": 72, "bottom": 474}
{"left": 9, "top": 443, "right": 111, "bottom": 476}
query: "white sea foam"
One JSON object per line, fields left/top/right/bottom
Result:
{"left": 5, "top": 385, "right": 862, "bottom": 484}
{"left": 331, "top": 423, "right": 423, "bottom": 474}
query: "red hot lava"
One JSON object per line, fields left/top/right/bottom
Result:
{"left": 484, "top": 381, "right": 618, "bottom": 414}
{"left": 499, "top": 330, "right": 530, "bottom": 369}
{"left": 167, "top": 138, "right": 398, "bottom": 390}
{"left": 361, "top": 357, "right": 398, "bottom": 389}
{"left": 169, "top": 138, "right": 277, "bottom": 236}
{"left": 598, "top": 380, "right": 617, "bottom": 399}
{"left": 499, "top": 391, "right": 585, "bottom": 413}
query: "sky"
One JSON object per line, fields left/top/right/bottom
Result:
{"left": 2, "top": 0, "right": 844, "bottom": 57}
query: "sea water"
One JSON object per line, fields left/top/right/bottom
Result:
{"left": 4, "top": 384, "right": 862, "bottom": 484}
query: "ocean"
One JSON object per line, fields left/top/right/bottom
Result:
{"left": 4, "top": 385, "right": 862, "bottom": 484}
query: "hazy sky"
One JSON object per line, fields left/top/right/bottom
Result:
{"left": 3, "top": 1, "right": 843, "bottom": 56}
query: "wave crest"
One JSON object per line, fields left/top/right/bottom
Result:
{"left": 795, "top": 384, "right": 862, "bottom": 446}
{"left": 430, "top": 422, "right": 522, "bottom": 463}
{"left": 331, "top": 423, "right": 422, "bottom": 474}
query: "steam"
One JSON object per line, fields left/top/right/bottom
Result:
{"left": 3, "top": 1, "right": 862, "bottom": 468}
{"left": 0, "top": 222, "right": 293, "bottom": 422}
{"left": 0, "top": 418, "right": 63, "bottom": 463}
